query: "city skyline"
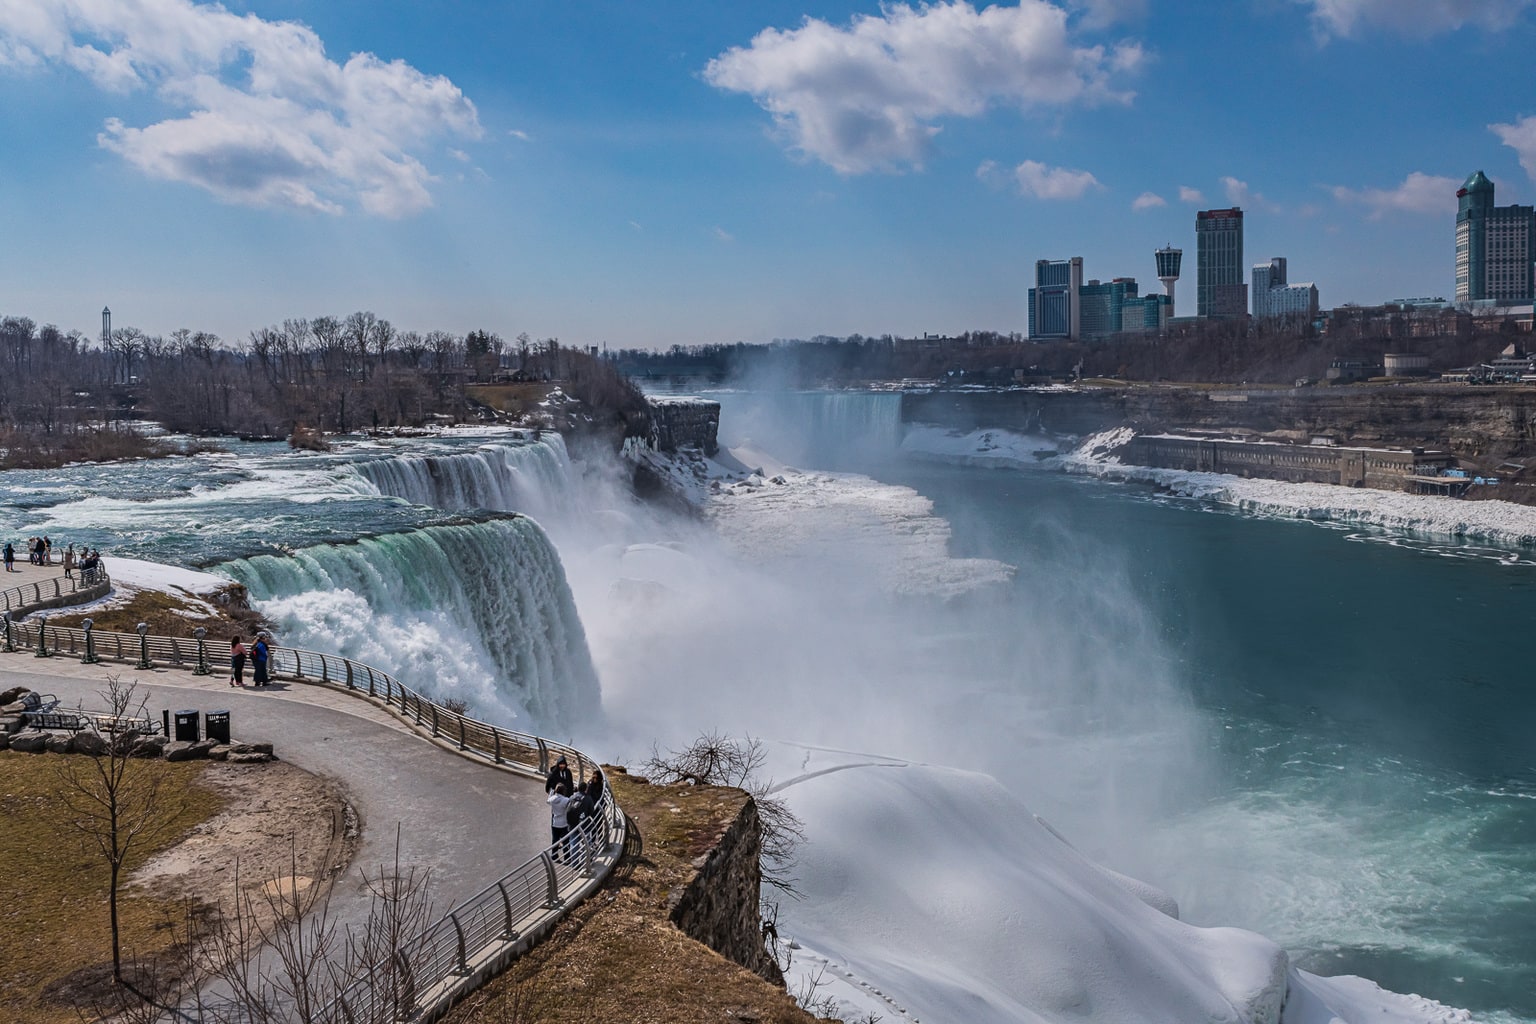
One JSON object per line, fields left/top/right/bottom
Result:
{"left": 3, "top": 0, "right": 1536, "bottom": 349}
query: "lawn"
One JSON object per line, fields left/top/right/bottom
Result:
{"left": 0, "top": 751, "right": 226, "bottom": 1024}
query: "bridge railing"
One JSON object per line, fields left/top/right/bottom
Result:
{"left": 3, "top": 619, "right": 624, "bottom": 1024}
{"left": 0, "top": 569, "right": 111, "bottom": 613}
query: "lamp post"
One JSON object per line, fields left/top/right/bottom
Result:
{"left": 136, "top": 621, "right": 151, "bottom": 670}
{"left": 81, "top": 618, "right": 99, "bottom": 664}
{"left": 34, "top": 615, "right": 49, "bottom": 658}
{"left": 192, "top": 627, "right": 210, "bottom": 675}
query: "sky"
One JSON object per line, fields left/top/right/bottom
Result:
{"left": 3, "top": 0, "right": 1536, "bottom": 350}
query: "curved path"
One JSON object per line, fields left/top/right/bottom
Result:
{"left": 0, "top": 651, "right": 551, "bottom": 940}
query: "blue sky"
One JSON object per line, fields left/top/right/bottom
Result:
{"left": 3, "top": 0, "right": 1536, "bottom": 349}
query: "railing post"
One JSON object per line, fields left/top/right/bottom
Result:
{"left": 366, "top": 665, "right": 376, "bottom": 698}
{"left": 52, "top": 578, "right": 60, "bottom": 598}
{"left": 292, "top": 650, "right": 304, "bottom": 680}
{"left": 192, "top": 627, "right": 210, "bottom": 675}
{"left": 493, "top": 729, "right": 503, "bottom": 764}
{"left": 81, "top": 618, "right": 99, "bottom": 664}
{"left": 449, "top": 913, "right": 469, "bottom": 974}
{"left": 540, "top": 852, "right": 562, "bottom": 908}
{"left": 537, "top": 739, "right": 550, "bottom": 775}
{"left": 3, "top": 612, "right": 13, "bottom": 653}
{"left": 34, "top": 615, "right": 49, "bottom": 658}
{"left": 345, "top": 660, "right": 355, "bottom": 689}
{"left": 430, "top": 704, "right": 439, "bottom": 737}
{"left": 457, "top": 716, "right": 466, "bottom": 750}
{"left": 320, "top": 656, "right": 329, "bottom": 683}
{"left": 496, "top": 881, "right": 519, "bottom": 939}
{"left": 31, "top": 583, "right": 40, "bottom": 604}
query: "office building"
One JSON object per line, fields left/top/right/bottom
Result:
{"left": 1119, "top": 292, "right": 1173, "bottom": 333}
{"left": 1029, "top": 257, "right": 1083, "bottom": 340}
{"left": 1080, "top": 278, "right": 1139, "bottom": 339}
{"left": 1196, "top": 207, "right": 1246, "bottom": 318}
{"left": 1252, "top": 257, "right": 1319, "bottom": 322}
{"left": 1455, "top": 170, "right": 1535, "bottom": 304}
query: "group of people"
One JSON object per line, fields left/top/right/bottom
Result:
{"left": 228, "top": 633, "right": 273, "bottom": 687}
{"left": 545, "top": 756, "right": 606, "bottom": 861}
{"left": 2, "top": 539, "right": 103, "bottom": 582}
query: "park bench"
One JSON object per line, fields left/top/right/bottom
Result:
{"left": 84, "top": 713, "right": 158, "bottom": 735}
{"left": 16, "top": 691, "right": 57, "bottom": 712}
{"left": 23, "top": 710, "right": 88, "bottom": 731}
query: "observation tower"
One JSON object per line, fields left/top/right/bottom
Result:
{"left": 1155, "top": 246, "right": 1182, "bottom": 316}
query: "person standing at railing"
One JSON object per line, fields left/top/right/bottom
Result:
{"left": 3, "top": 542, "right": 14, "bottom": 572}
{"left": 62, "top": 544, "right": 75, "bottom": 579}
{"left": 43, "top": 536, "right": 52, "bottom": 566}
{"left": 564, "top": 781, "right": 594, "bottom": 864}
{"left": 545, "top": 755, "right": 573, "bottom": 794}
{"left": 548, "top": 782, "right": 575, "bottom": 859}
{"left": 230, "top": 636, "right": 247, "bottom": 687}
{"left": 251, "top": 632, "right": 271, "bottom": 687}
{"left": 586, "top": 767, "right": 605, "bottom": 808}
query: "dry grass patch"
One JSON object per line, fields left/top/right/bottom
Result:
{"left": 0, "top": 752, "right": 226, "bottom": 1024}
{"left": 444, "top": 769, "right": 828, "bottom": 1024}
{"left": 47, "top": 584, "right": 269, "bottom": 638}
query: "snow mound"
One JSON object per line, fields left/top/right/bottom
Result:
{"left": 773, "top": 748, "right": 1471, "bottom": 1024}
{"left": 901, "top": 424, "right": 1062, "bottom": 470}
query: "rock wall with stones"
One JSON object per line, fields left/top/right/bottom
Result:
{"left": 647, "top": 397, "right": 720, "bottom": 455}
{"left": 668, "top": 795, "right": 782, "bottom": 983}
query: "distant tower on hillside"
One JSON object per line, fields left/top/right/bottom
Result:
{"left": 1155, "top": 245, "right": 1182, "bottom": 315}
{"left": 101, "top": 306, "right": 111, "bottom": 344}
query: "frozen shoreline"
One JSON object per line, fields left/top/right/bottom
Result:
{"left": 903, "top": 423, "right": 1536, "bottom": 549}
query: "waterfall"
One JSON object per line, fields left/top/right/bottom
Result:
{"left": 352, "top": 435, "right": 572, "bottom": 517}
{"left": 715, "top": 391, "right": 905, "bottom": 470}
{"left": 219, "top": 516, "right": 599, "bottom": 732}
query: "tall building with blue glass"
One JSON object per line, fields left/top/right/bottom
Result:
{"left": 1196, "top": 207, "right": 1246, "bottom": 318}
{"left": 1456, "top": 170, "right": 1534, "bottom": 304}
{"left": 1029, "top": 257, "right": 1082, "bottom": 340}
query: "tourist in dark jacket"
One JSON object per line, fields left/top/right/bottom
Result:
{"left": 3, "top": 542, "right": 13, "bottom": 572}
{"left": 586, "top": 767, "right": 605, "bottom": 810}
{"left": 545, "top": 755, "right": 573, "bottom": 794}
{"left": 251, "top": 633, "right": 271, "bottom": 686}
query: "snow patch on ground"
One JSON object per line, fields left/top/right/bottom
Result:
{"left": 1060, "top": 430, "right": 1536, "bottom": 547}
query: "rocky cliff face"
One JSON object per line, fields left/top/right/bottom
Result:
{"left": 668, "top": 795, "right": 783, "bottom": 984}
{"left": 648, "top": 397, "right": 721, "bottom": 456}
{"left": 903, "top": 385, "right": 1536, "bottom": 465}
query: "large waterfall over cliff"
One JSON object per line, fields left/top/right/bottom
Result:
{"left": 351, "top": 435, "right": 572, "bottom": 518}
{"left": 221, "top": 516, "right": 598, "bottom": 730}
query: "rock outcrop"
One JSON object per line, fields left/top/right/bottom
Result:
{"left": 668, "top": 796, "right": 783, "bottom": 984}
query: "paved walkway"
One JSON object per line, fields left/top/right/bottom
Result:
{"left": 0, "top": 650, "right": 551, "bottom": 938}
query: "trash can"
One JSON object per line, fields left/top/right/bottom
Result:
{"left": 205, "top": 710, "right": 230, "bottom": 745}
{"left": 173, "top": 709, "right": 200, "bottom": 742}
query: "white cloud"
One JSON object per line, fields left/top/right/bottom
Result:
{"left": 1329, "top": 171, "right": 1458, "bottom": 218}
{"left": 1069, "top": 0, "right": 1148, "bottom": 29}
{"left": 1178, "top": 185, "right": 1204, "bottom": 203}
{"left": 1014, "top": 160, "right": 1101, "bottom": 200}
{"left": 713, "top": 226, "right": 735, "bottom": 242}
{"left": 1492, "top": 116, "right": 1536, "bottom": 182}
{"left": 1131, "top": 190, "right": 1165, "bottom": 211}
{"left": 1300, "top": 0, "right": 1535, "bottom": 39}
{"left": 1222, "top": 175, "right": 1278, "bottom": 212}
{"left": 703, "top": 1, "right": 1142, "bottom": 174}
{"left": 508, "top": 129, "right": 532, "bottom": 142}
{"left": 0, "top": 0, "right": 481, "bottom": 216}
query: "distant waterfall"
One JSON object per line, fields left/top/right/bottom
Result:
{"left": 220, "top": 516, "right": 598, "bottom": 731}
{"left": 715, "top": 391, "right": 905, "bottom": 470}
{"left": 352, "top": 436, "right": 572, "bottom": 517}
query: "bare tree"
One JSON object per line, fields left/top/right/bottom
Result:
{"left": 52, "top": 675, "right": 184, "bottom": 985}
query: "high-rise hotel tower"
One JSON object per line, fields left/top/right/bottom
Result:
{"left": 1196, "top": 207, "right": 1247, "bottom": 318}
{"left": 1456, "top": 170, "right": 1534, "bottom": 305}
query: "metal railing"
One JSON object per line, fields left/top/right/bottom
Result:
{"left": 3, "top": 619, "right": 625, "bottom": 1024}
{"left": 0, "top": 569, "right": 111, "bottom": 613}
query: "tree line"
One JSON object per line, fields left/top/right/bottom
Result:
{"left": 613, "top": 318, "right": 1517, "bottom": 388}
{"left": 0, "top": 312, "right": 648, "bottom": 464}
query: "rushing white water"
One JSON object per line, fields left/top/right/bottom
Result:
{"left": 220, "top": 516, "right": 599, "bottom": 731}
{"left": 350, "top": 434, "right": 573, "bottom": 520}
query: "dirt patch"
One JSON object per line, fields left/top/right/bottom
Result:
{"left": 129, "top": 759, "right": 357, "bottom": 914}
{"left": 47, "top": 584, "right": 272, "bottom": 638}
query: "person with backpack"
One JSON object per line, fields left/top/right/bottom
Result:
{"left": 251, "top": 633, "right": 271, "bottom": 687}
